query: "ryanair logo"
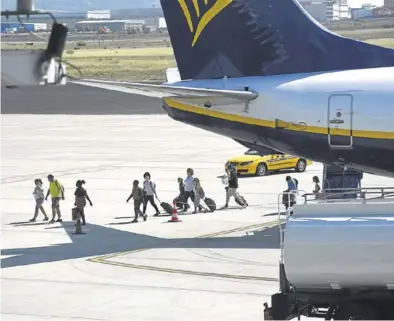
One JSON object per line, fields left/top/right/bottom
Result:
{"left": 178, "top": 0, "right": 233, "bottom": 47}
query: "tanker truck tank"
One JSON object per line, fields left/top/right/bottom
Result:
{"left": 264, "top": 187, "right": 394, "bottom": 320}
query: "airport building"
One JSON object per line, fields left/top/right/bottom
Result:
{"left": 1, "top": 22, "right": 47, "bottom": 33}
{"left": 157, "top": 17, "right": 167, "bottom": 29}
{"left": 75, "top": 19, "right": 146, "bottom": 32}
{"left": 300, "top": 0, "right": 350, "bottom": 21}
{"left": 384, "top": 0, "right": 394, "bottom": 7}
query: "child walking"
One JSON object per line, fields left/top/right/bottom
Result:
{"left": 127, "top": 180, "right": 147, "bottom": 223}
{"left": 312, "top": 176, "right": 322, "bottom": 199}
{"left": 192, "top": 177, "right": 209, "bottom": 214}
{"left": 142, "top": 172, "right": 160, "bottom": 216}
{"left": 30, "top": 179, "right": 49, "bottom": 222}
{"left": 74, "top": 180, "right": 93, "bottom": 225}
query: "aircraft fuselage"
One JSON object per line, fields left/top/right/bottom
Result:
{"left": 163, "top": 67, "right": 394, "bottom": 177}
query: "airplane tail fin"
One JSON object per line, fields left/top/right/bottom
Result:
{"left": 161, "top": 0, "right": 394, "bottom": 80}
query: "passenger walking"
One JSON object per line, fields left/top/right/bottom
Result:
{"left": 127, "top": 180, "right": 146, "bottom": 223}
{"left": 142, "top": 172, "right": 160, "bottom": 216}
{"left": 30, "top": 179, "right": 49, "bottom": 222}
{"left": 175, "top": 177, "right": 187, "bottom": 211}
{"left": 74, "top": 180, "right": 93, "bottom": 225}
{"left": 45, "top": 174, "right": 65, "bottom": 223}
{"left": 285, "top": 175, "right": 297, "bottom": 193}
{"left": 221, "top": 163, "right": 242, "bottom": 209}
{"left": 312, "top": 176, "right": 322, "bottom": 199}
{"left": 183, "top": 168, "right": 194, "bottom": 211}
{"left": 283, "top": 176, "right": 297, "bottom": 213}
{"left": 192, "top": 178, "right": 209, "bottom": 213}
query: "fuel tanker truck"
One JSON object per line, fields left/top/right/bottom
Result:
{"left": 264, "top": 184, "right": 394, "bottom": 320}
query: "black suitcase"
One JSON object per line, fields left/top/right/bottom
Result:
{"left": 235, "top": 194, "right": 248, "bottom": 207}
{"left": 204, "top": 197, "right": 216, "bottom": 212}
{"left": 160, "top": 201, "right": 174, "bottom": 215}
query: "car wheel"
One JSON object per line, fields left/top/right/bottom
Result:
{"left": 256, "top": 163, "right": 267, "bottom": 176}
{"left": 295, "top": 159, "right": 307, "bottom": 172}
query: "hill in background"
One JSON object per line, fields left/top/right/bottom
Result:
{"left": 1, "top": 0, "right": 160, "bottom": 11}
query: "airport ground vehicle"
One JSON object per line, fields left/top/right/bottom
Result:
{"left": 264, "top": 166, "right": 394, "bottom": 320}
{"left": 226, "top": 150, "right": 312, "bottom": 176}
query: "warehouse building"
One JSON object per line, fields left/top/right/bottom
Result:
{"left": 75, "top": 19, "right": 145, "bottom": 32}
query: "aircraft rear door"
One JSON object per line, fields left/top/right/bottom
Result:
{"left": 327, "top": 94, "right": 353, "bottom": 148}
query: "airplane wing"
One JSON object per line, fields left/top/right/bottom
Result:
{"left": 74, "top": 78, "right": 258, "bottom": 102}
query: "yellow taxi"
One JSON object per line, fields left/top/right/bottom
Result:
{"left": 226, "top": 149, "right": 313, "bottom": 176}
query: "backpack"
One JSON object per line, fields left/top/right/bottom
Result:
{"left": 294, "top": 178, "right": 299, "bottom": 188}
{"left": 55, "top": 180, "right": 65, "bottom": 196}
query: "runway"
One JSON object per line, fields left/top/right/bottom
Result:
{"left": 2, "top": 83, "right": 394, "bottom": 320}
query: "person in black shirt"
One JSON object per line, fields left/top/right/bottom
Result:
{"left": 174, "top": 177, "right": 188, "bottom": 211}
{"left": 221, "top": 163, "right": 240, "bottom": 209}
{"left": 74, "top": 180, "right": 93, "bottom": 225}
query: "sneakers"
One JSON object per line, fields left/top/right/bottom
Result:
{"left": 153, "top": 212, "right": 160, "bottom": 217}
{"left": 56, "top": 218, "right": 63, "bottom": 223}
{"left": 220, "top": 204, "right": 228, "bottom": 210}
{"left": 29, "top": 218, "right": 36, "bottom": 222}
{"left": 131, "top": 219, "right": 138, "bottom": 223}
{"left": 43, "top": 217, "right": 49, "bottom": 221}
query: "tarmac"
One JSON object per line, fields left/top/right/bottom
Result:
{"left": 2, "top": 83, "right": 394, "bottom": 321}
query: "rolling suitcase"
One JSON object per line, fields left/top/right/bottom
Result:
{"left": 204, "top": 197, "right": 216, "bottom": 212}
{"left": 235, "top": 193, "right": 248, "bottom": 207}
{"left": 158, "top": 200, "right": 174, "bottom": 215}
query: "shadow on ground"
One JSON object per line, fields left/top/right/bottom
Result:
{"left": 1, "top": 84, "right": 164, "bottom": 115}
{"left": 1, "top": 220, "right": 281, "bottom": 269}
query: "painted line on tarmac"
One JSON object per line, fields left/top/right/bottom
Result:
{"left": 89, "top": 257, "right": 279, "bottom": 282}
{"left": 88, "top": 220, "right": 282, "bottom": 282}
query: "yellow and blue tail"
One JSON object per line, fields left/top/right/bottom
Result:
{"left": 161, "top": 0, "right": 394, "bottom": 80}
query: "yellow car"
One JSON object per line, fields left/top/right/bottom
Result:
{"left": 227, "top": 149, "right": 313, "bottom": 176}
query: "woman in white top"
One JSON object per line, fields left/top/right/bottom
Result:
{"left": 142, "top": 172, "right": 160, "bottom": 216}
{"left": 30, "top": 179, "right": 49, "bottom": 222}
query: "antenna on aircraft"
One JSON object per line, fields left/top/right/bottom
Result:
{"left": 1, "top": 0, "right": 70, "bottom": 87}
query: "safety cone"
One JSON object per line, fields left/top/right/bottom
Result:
{"left": 168, "top": 202, "right": 182, "bottom": 223}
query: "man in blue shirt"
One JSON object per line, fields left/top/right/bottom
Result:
{"left": 286, "top": 176, "right": 297, "bottom": 192}
{"left": 284, "top": 176, "right": 298, "bottom": 213}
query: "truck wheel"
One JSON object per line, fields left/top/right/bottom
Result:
{"left": 256, "top": 163, "right": 267, "bottom": 176}
{"left": 334, "top": 302, "right": 381, "bottom": 320}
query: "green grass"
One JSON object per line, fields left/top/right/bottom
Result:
{"left": 338, "top": 28, "right": 394, "bottom": 36}
{"left": 64, "top": 48, "right": 176, "bottom": 81}
{"left": 363, "top": 38, "right": 394, "bottom": 48}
